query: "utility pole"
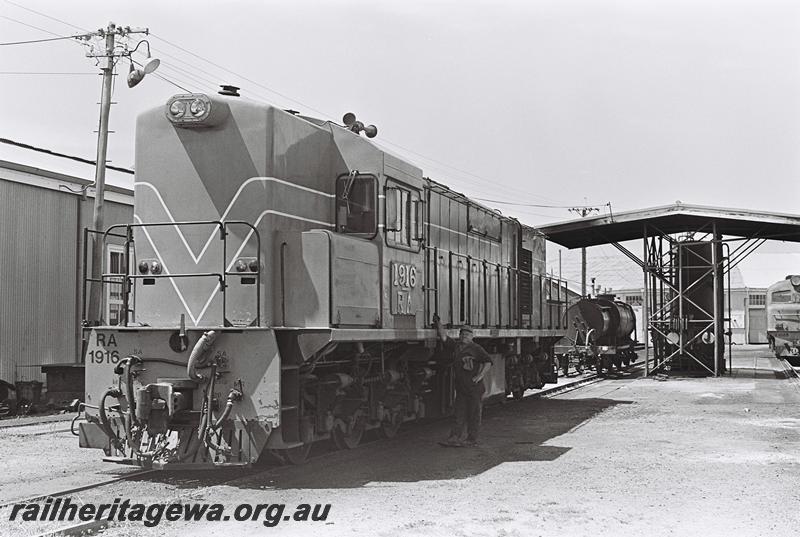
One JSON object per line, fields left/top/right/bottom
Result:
{"left": 83, "top": 22, "right": 154, "bottom": 325}
{"left": 569, "top": 204, "right": 600, "bottom": 297}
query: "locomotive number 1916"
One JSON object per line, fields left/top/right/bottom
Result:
{"left": 391, "top": 262, "right": 417, "bottom": 316}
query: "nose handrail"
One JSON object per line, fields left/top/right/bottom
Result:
{"left": 85, "top": 220, "right": 262, "bottom": 327}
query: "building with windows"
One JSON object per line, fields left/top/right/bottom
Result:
{"left": 0, "top": 139, "right": 133, "bottom": 392}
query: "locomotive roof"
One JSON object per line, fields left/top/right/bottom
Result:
{"left": 538, "top": 203, "right": 800, "bottom": 248}
{"left": 425, "top": 178, "right": 540, "bottom": 232}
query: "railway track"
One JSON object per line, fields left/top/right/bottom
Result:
{"left": 0, "top": 470, "right": 157, "bottom": 512}
{"left": 3, "top": 367, "right": 632, "bottom": 537}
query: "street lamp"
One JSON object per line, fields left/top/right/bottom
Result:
{"left": 126, "top": 39, "right": 160, "bottom": 88}
{"left": 84, "top": 22, "right": 157, "bottom": 326}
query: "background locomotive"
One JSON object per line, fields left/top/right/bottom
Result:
{"left": 78, "top": 89, "right": 567, "bottom": 468}
{"left": 554, "top": 295, "right": 637, "bottom": 375}
{"left": 766, "top": 275, "right": 800, "bottom": 363}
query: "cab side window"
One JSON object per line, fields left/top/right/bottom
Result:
{"left": 386, "top": 182, "right": 422, "bottom": 250}
{"left": 336, "top": 174, "right": 377, "bottom": 236}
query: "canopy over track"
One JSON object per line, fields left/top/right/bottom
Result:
{"left": 538, "top": 203, "right": 800, "bottom": 377}
{"left": 538, "top": 203, "right": 800, "bottom": 249}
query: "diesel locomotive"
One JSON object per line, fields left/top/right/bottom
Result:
{"left": 766, "top": 275, "right": 800, "bottom": 363}
{"left": 78, "top": 88, "right": 567, "bottom": 468}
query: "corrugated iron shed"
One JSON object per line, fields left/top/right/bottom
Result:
{"left": 538, "top": 203, "right": 800, "bottom": 248}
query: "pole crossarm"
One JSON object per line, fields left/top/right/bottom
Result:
{"left": 84, "top": 21, "right": 152, "bottom": 326}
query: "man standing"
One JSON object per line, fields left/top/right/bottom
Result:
{"left": 434, "top": 316, "right": 493, "bottom": 447}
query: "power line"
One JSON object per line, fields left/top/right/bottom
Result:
{"left": 0, "top": 71, "right": 96, "bottom": 75}
{"left": 148, "top": 34, "right": 567, "bottom": 205}
{"left": 0, "top": 34, "right": 82, "bottom": 46}
{"left": 2, "top": 0, "right": 89, "bottom": 33}
{"left": 150, "top": 33, "right": 333, "bottom": 119}
{"left": 2, "top": 11, "right": 584, "bottom": 213}
{"left": 0, "top": 137, "right": 133, "bottom": 174}
{"left": 472, "top": 197, "right": 606, "bottom": 209}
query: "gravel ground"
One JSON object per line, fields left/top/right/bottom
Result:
{"left": 2, "top": 347, "right": 799, "bottom": 537}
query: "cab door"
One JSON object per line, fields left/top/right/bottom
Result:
{"left": 385, "top": 179, "right": 424, "bottom": 329}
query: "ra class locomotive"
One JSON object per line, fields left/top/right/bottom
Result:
{"left": 78, "top": 87, "right": 567, "bottom": 468}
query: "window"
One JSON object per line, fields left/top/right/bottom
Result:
{"left": 625, "top": 295, "right": 643, "bottom": 306}
{"left": 772, "top": 290, "right": 793, "bottom": 303}
{"left": 468, "top": 206, "right": 502, "bottom": 241}
{"left": 336, "top": 173, "right": 377, "bottom": 236}
{"left": 106, "top": 245, "right": 126, "bottom": 326}
{"left": 748, "top": 294, "right": 766, "bottom": 306}
{"left": 385, "top": 181, "right": 422, "bottom": 249}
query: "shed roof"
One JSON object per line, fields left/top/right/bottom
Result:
{"left": 538, "top": 203, "right": 800, "bottom": 249}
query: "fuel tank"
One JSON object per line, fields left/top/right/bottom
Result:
{"left": 565, "top": 295, "right": 636, "bottom": 344}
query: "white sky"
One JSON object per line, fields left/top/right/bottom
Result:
{"left": 2, "top": 0, "right": 799, "bottom": 277}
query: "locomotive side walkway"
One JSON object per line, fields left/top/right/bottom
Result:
{"left": 86, "top": 345, "right": 800, "bottom": 537}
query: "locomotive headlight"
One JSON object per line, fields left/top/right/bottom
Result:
{"left": 190, "top": 99, "right": 207, "bottom": 117}
{"left": 165, "top": 94, "right": 229, "bottom": 127}
{"left": 150, "top": 260, "right": 163, "bottom": 275}
{"left": 169, "top": 100, "right": 186, "bottom": 118}
{"left": 791, "top": 275, "right": 800, "bottom": 287}
{"left": 248, "top": 259, "right": 260, "bottom": 272}
{"left": 166, "top": 93, "right": 230, "bottom": 128}
{"left": 235, "top": 259, "right": 248, "bottom": 272}
{"left": 138, "top": 261, "right": 149, "bottom": 274}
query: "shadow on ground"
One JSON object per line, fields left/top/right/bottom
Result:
{"left": 135, "top": 395, "right": 632, "bottom": 491}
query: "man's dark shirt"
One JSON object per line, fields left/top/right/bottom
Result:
{"left": 443, "top": 338, "right": 493, "bottom": 392}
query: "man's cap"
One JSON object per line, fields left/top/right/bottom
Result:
{"left": 459, "top": 326, "right": 474, "bottom": 334}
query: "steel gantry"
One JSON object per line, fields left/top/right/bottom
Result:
{"left": 538, "top": 203, "right": 800, "bottom": 377}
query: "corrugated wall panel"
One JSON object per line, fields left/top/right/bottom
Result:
{"left": 0, "top": 180, "right": 77, "bottom": 383}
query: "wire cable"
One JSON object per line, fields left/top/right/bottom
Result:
{"left": 472, "top": 197, "right": 607, "bottom": 209}
{"left": 2, "top": 0, "right": 89, "bottom": 33}
{"left": 0, "top": 71, "right": 96, "bottom": 75}
{"left": 0, "top": 34, "right": 82, "bottom": 46}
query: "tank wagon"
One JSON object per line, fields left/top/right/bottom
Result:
{"left": 555, "top": 295, "right": 637, "bottom": 375}
{"left": 766, "top": 275, "right": 800, "bottom": 363}
{"left": 77, "top": 90, "right": 567, "bottom": 468}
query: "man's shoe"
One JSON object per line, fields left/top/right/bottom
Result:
{"left": 463, "top": 439, "right": 478, "bottom": 447}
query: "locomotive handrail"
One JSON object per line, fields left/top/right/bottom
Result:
{"left": 86, "top": 220, "right": 262, "bottom": 328}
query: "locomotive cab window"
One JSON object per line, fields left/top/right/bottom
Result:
{"left": 772, "top": 290, "right": 795, "bottom": 303}
{"left": 336, "top": 173, "right": 377, "bottom": 236}
{"left": 385, "top": 180, "right": 422, "bottom": 250}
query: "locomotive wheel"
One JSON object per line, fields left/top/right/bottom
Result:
{"left": 575, "top": 363, "right": 584, "bottom": 374}
{"left": 595, "top": 360, "right": 604, "bottom": 376}
{"left": 283, "top": 443, "right": 312, "bottom": 465}
{"left": 331, "top": 413, "right": 365, "bottom": 450}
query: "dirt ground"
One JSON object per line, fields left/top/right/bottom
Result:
{"left": 2, "top": 346, "right": 800, "bottom": 536}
